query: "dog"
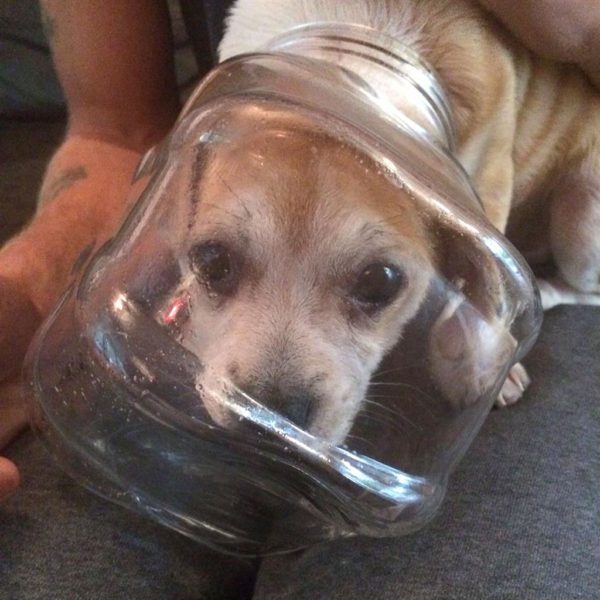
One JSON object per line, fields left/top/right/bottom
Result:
{"left": 146, "top": 0, "right": 600, "bottom": 444}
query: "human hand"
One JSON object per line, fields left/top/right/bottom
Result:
{"left": 0, "top": 265, "right": 43, "bottom": 501}
{"left": 0, "top": 378, "right": 28, "bottom": 501}
{"left": 0, "top": 132, "right": 147, "bottom": 501}
{"left": 478, "top": 0, "right": 600, "bottom": 89}
{"left": 0, "top": 456, "right": 20, "bottom": 501}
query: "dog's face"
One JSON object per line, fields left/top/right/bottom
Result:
{"left": 170, "top": 112, "right": 435, "bottom": 444}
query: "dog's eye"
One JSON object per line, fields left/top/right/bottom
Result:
{"left": 189, "top": 242, "right": 237, "bottom": 296}
{"left": 351, "top": 263, "right": 405, "bottom": 308}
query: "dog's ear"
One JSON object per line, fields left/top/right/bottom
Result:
{"left": 428, "top": 226, "right": 516, "bottom": 407}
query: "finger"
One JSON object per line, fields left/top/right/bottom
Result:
{"left": 0, "top": 275, "right": 42, "bottom": 382}
{"left": 0, "top": 378, "right": 28, "bottom": 450}
{"left": 0, "top": 456, "right": 20, "bottom": 501}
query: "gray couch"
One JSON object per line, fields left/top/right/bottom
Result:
{"left": 0, "top": 119, "right": 598, "bottom": 599}
{"left": 2, "top": 304, "right": 598, "bottom": 599}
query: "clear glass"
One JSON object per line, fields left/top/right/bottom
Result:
{"left": 26, "top": 25, "right": 542, "bottom": 556}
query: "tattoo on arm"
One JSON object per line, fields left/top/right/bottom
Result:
{"left": 39, "top": 166, "right": 88, "bottom": 206}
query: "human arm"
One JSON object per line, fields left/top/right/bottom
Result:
{"left": 0, "top": 0, "right": 181, "bottom": 497}
{"left": 478, "top": 0, "right": 600, "bottom": 88}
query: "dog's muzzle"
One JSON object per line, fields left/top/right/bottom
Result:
{"left": 26, "top": 24, "right": 542, "bottom": 556}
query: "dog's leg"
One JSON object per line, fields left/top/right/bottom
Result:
{"left": 544, "top": 151, "right": 600, "bottom": 308}
{"left": 496, "top": 362, "right": 531, "bottom": 407}
{"left": 466, "top": 144, "right": 515, "bottom": 233}
{"left": 429, "top": 285, "right": 525, "bottom": 409}
{"left": 537, "top": 278, "right": 600, "bottom": 310}
{"left": 473, "top": 155, "right": 533, "bottom": 407}
{"left": 462, "top": 116, "right": 534, "bottom": 407}
{"left": 431, "top": 129, "right": 533, "bottom": 409}
{"left": 497, "top": 152, "right": 600, "bottom": 404}
{"left": 456, "top": 56, "right": 518, "bottom": 233}
{"left": 493, "top": 157, "right": 600, "bottom": 404}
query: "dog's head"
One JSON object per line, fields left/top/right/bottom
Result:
{"left": 158, "top": 110, "right": 436, "bottom": 444}
{"left": 126, "top": 107, "right": 517, "bottom": 446}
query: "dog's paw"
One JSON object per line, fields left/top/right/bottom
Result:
{"left": 495, "top": 362, "right": 530, "bottom": 407}
{"left": 537, "top": 277, "right": 600, "bottom": 310}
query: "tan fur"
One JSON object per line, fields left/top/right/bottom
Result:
{"left": 173, "top": 107, "right": 436, "bottom": 441}
{"left": 218, "top": 0, "right": 600, "bottom": 415}
{"left": 221, "top": 0, "right": 600, "bottom": 239}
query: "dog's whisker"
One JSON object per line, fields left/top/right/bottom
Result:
{"left": 364, "top": 391, "right": 411, "bottom": 399}
{"left": 368, "top": 381, "right": 431, "bottom": 398}
{"left": 369, "top": 381, "right": 433, "bottom": 395}
{"left": 364, "top": 393, "right": 409, "bottom": 402}
{"left": 363, "top": 398, "right": 405, "bottom": 415}
{"left": 370, "top": 382, "right": 424, "bottom": 388}
{"left": 372, "top": 365, "right": 420, "bottom": 378}
{"left": 362, "top": 397, "right": 424, "bottom": 429}
{"left": 356, "top": 409, "right": 421, "bottom": 433}
{"left": 366, "top": 384, "right": 437, "bottom": 416}
{"left": 355, "top": 410, "right": 409, "bottom": 432}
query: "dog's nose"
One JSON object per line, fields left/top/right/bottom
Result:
{"left": 276, "top": 389, "right": 313, "bottom": 428}
{"left": 243, "top": 382, "right": 314, "bottom": 429}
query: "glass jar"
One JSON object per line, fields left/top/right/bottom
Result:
{"left": 27, "top": 24, "right": 542, "bottom": 555}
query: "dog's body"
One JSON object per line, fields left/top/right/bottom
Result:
{"left": 171, "top": 0, "right": 600, "bottom": 441}
{"left": 220, "top": 0, "right": 600, "bottom": 282}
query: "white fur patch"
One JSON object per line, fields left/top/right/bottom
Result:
{"left": 219, "top": 0, "right": 424, "bottom": 61}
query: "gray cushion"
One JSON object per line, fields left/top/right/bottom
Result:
{"left": 1, "top": 306, "right": 598, "bottom": 599}
{"left": 1, "top": 432, "right": 258, "bottom": 599}
{"left": 253, "top": 305, "right": 600, "bottom": 600}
